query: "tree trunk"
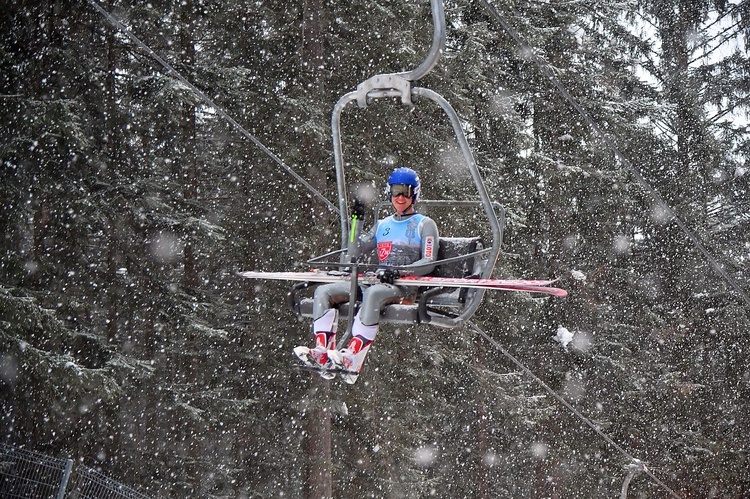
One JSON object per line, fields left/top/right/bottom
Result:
{"left": 305, "top": 381, "right": 332, "bottom": 498}
{"left": 180, "top": 0, "right": 198, "bottom": 289}
{"left": 301, "top": 0, "right": 332, "bottom": 496}
{"left": 473, "top": 335, "right": 490, "bottom": 499}
{"left": 104, "top": 28, "right": 121, "bottom": 344}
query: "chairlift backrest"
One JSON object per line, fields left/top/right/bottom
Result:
{"left": 434, "top": 236, "right": 483, "bottom": 278}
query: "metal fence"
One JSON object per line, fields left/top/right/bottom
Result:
{"left": 0, "top": 444, "right": 149, "bottom": 499}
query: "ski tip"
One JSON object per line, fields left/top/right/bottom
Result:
{"left": 537, "top": 287, "right": 567, "bottom": 297}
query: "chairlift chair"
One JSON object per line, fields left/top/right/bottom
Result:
{"left": 288, "top": 0, "right": 504, "bottom": 330}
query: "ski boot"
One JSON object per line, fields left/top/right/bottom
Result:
{"left": 328, "top": 336, "right": 372, "bottom": 385}
{"left": 293, "top": 331, "right": 336, "bottom": 380}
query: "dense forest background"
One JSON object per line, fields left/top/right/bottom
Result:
{"left": 1, "top": 0, "right": 749, "bottom": 497}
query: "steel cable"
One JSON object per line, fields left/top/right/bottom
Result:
{"left": 87, "top": 0, "right": 340, "bottom": 215}
{"left": 468, "top": 320, "right": 682, "bottom": 498}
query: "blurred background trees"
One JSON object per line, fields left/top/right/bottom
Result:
{"left": 1, "top": 0, "right": 748, "bottom": 496}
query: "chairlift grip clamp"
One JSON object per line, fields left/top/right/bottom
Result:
{"left": 355, "top": 74, "right": 413, "bottom": 108}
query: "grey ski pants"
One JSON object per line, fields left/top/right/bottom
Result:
{"left": 312, "top": 281, "right": 407, "bottom": 326}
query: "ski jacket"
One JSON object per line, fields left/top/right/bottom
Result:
{"left": 360, "top": 213, "right": 439, "bottom": 276}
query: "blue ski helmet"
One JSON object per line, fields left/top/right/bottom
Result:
{"left": 387, "top": 167, "right": 420, "bottom": 202}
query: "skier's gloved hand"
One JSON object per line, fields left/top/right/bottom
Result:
{"left": 351, "top": 198, "right": 367, "bottom": 219}
{"left": 375, "top": 268, "right": 399, "bottom": 284}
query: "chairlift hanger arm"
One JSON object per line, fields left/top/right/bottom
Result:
{"left": 401, "top": 0, "right": 446, "bottom": 82}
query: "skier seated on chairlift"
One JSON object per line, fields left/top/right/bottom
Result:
{"left": 294, "top": 167, "right": 440, "bottom": 384}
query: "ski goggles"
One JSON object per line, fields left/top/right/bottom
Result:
{"left": 389, "top": 184, "right": 414, "bottom": 198}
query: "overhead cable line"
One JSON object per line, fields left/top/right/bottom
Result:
{"left": 468, "top": 321, "right": 682, "bottom": 499}
{"left": 697, "top": 0, "right": 749, "bottom": 34}
{"left": 688, "top": 19, "right": 745, "bottom": 65}
{"left": 708, "top": 93, "right": 750, "bottom": 123}
{"left": 478, "top": 0, "right": 750, "bottom": 309}
{"left": 86, "top": 0, "right": 340, "bottom": 216}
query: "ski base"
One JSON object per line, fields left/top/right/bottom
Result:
{"left": 238, "top": 270, "right": 568, "bottom": 297}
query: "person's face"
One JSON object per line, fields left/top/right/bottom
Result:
{"left": 389, "top": 184, "right": 414, "bottom": 215}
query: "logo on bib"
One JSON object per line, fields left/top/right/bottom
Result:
{"left": 424, "top": 236, "right": 434, "bottom": 258}
{"left": 378, "top": 242, "right": 392, "bottom": 261}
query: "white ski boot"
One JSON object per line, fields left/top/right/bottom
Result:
{"left": 328, "top": 336, "right": 372, "bottom": 385}
{"left": 294, "top": 331, "right": 336, "bottom": 380}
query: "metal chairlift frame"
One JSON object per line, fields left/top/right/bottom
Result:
{"left": 291, "top": 0, "right": 504, "bottom": 330}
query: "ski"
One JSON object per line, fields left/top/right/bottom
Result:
{"left": 237, "top": 270, "right": 567, "bottom": 297}
{"left": 291, "top": 363, "right": 359, "bottom": 377}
